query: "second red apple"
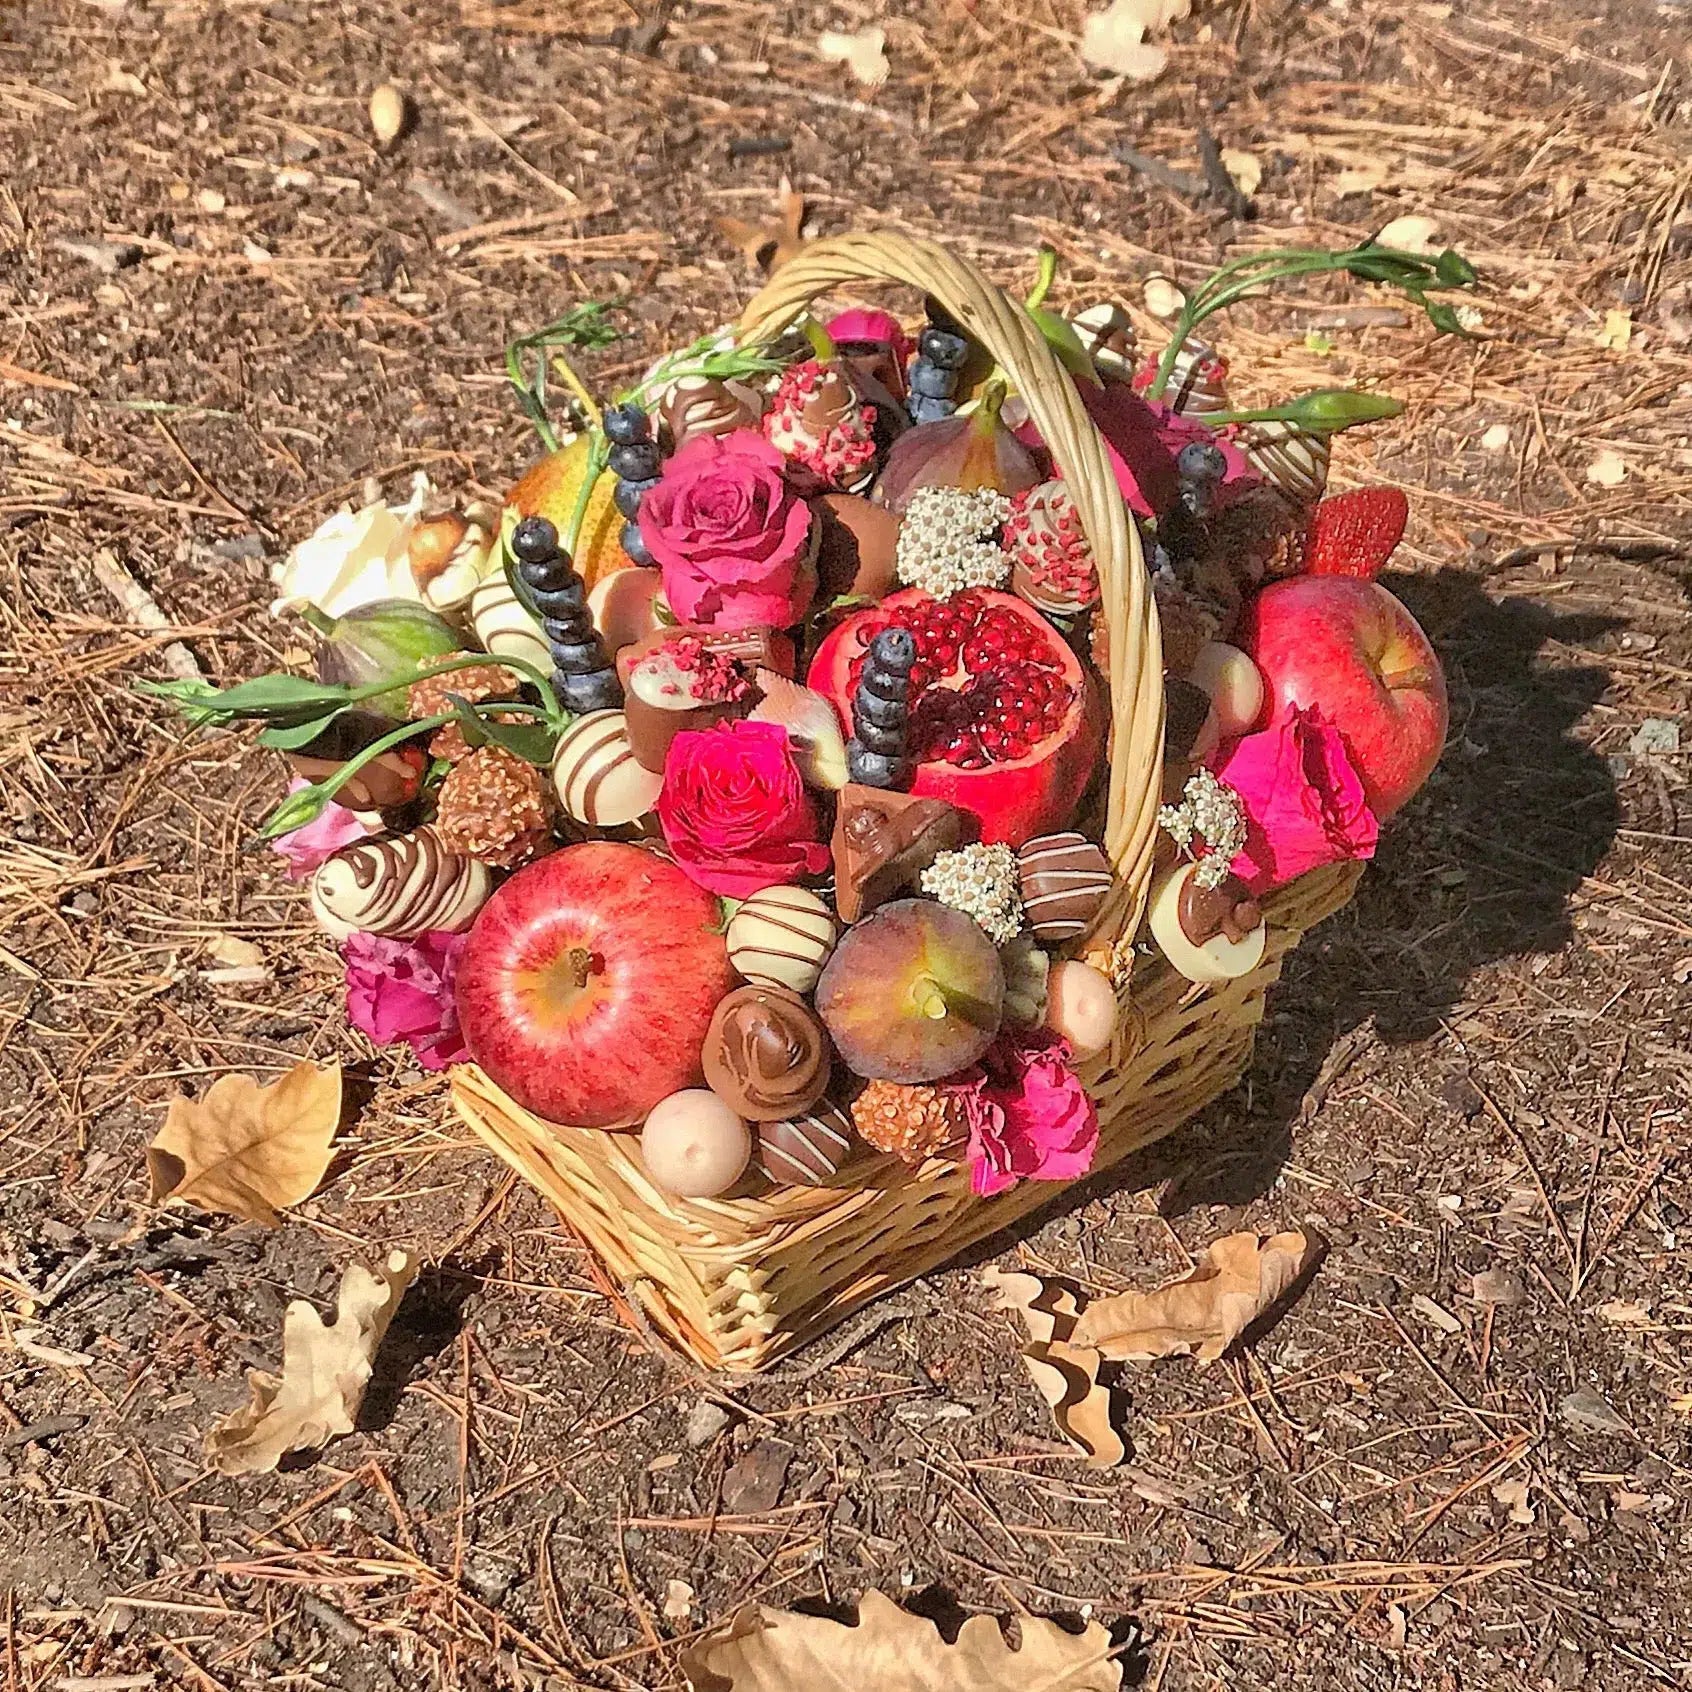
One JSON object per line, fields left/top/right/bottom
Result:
{"left": 1239, "top": 577, "right": 1447, "bottom": 818}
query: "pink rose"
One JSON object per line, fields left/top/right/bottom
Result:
{"left": 657, "top": 720, "right": 830, "bottom": 897}
{"left": 956, "top": 1029, "right": 1100, "bottom": 1198}
{"left": 345, "top": 929, "right": 469, "bottom": 1070}
{"left": 270, "top": 778, "right": 378, "bottom": 880}
{"left": 1212, "top": 705, "right": 1380, "bottom": 894}
{"left": 638, "top": 429, "right": 817, "bottom": 631}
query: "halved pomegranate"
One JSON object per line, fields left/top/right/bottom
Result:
{"left": 807, "top": 587, "right": 1105, "bottom": 846}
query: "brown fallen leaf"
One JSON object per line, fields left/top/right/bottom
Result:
{"left": 206, "top": 1250, "right": 416, "bottom": 1475}
{"left": 682, "top": 1588, "right": 1121, "bottom": 1691}
{"left": 982, "top": 1267, "right": 1124, "bottom": 1467}
{"left": 1071, "top": 1230, "right": 1322, "bottom": 1363}
{"left": 147, "top": 1061, "right": 341, "bottom": 1228}
{"left": 718, "top": 177, "right": 807, "bottom": 275}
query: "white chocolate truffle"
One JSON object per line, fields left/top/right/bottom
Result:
{"left": 726, "top": 886, "right": 839, "bottom": 994}
{"left": 640, "top": 1090, "right": 751, "bottom": 1198}
{"left": 309, "top": 826, "right": 491, "bottom": 942}
{"left": 1189, "top": 642, "right": 1266, "bottom": 738}
{"left": 1147, "top": 861, "right": 1267, "bottom": 984}
{"left": 1042, "top": 959, "right": 1118, "bottom": 1061}
{"left": 551, "top": 710, "right": 662, "bottom": 828}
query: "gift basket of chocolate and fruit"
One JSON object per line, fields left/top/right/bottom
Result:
{"left": 147, "top": 231, "right": 1475, "bottom": 1371}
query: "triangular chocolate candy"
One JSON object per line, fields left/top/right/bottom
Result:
{"left": 831, "top": 784, "right": 971, "bottom": 922}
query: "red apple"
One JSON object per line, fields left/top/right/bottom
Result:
{"left": 456, "top": 842, "right": 735, "bottom": 1128}
{"left": 1238, "top": 577, "right": 1447, "bottom": 818}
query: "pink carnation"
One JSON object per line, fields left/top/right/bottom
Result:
{"left": 344, "top": 929, "right": 469, "bottom": 1071}
{"left": 1212, "top": 705, "right": 1380, "bottom": 894}
{"left": 956, "top": 1029, "right": 1100, "bottom": 1198}
{"left": 270, "top": 779, "right": 377, "bottom": 880}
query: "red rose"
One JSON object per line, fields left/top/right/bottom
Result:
{"left": 658, "top": 719, "right": 830, "bottom": 897}
{"left": 638, "top": 430, "right": 817, "bottom": 631}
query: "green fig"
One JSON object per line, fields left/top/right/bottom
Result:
{"left": 872, "top": 382, "right": 1041, "bottom": 515}
{"left": 312, "top": 599, "right": 461, "bottom": 717}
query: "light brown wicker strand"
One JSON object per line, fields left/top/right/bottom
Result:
{"left": 736, "top": 233, "right": 1166, "bottom": 949}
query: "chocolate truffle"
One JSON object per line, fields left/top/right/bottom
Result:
{"left": 640, "top": 1090, "right": 751, "bottom": 1199}
{"left": 1042, "top": 959, "right": 1118, "bottom": 1061}
{"left": 831, "top": 784, "right": 970, "bottom": 923}
{"left": 551, "top": 709, "right": 662, "bottom": 828}
{"left": 756, "top": 1099, "right": 857, "bottom": 1186}
{"left": 702, "top": 985, "right": 832, "bottom": 1122}
{"left": 726, "top": 886, "right": 839, "bottom": 994}
{"left": 1016, "top": 831, "right": 1113, "bottom": 944}
{"left": 813, "top": 492, "right": 901, "bottom": 601}
{"left": 1147, "top": 861, "right": 1267, "bottom": 983}
{"left": 620, "top": 632, "right": 755, "bottom": 772}
{"left": 309, "top": 825, "right": 491, "bottom": 941}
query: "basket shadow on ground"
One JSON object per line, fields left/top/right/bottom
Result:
{"left": 982, "top": 564, "right": 1620, "bottom": 1230}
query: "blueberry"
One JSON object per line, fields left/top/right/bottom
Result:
{"left": 867, "top": 627, "right": 917, "bottom": 673}
{"left": 517, "top": 555, "right": 566, "bottom": 591}
{"left": 511, "top": 516, "right": 561, "bottom": 565}
{"left": 608, "top": 440, "right": 660, "bottom": 482}
{"left": 1175, "top": 441, "right": 1227, "bottom": 486}
{"left": 620, "top": 520, "right": 654, "bottom": 567}
{"left": 918, "top": 328, "right": 968, "bottom": 369}
{"left": 553, "top": 669, "right": 624, "bottom": 714}
{"left": 846, "top": 743, "right": 908, "bottom": 788}
{"left": 907, "top": 393, "right": 958, "bottom": 426}
{"left": 530, "top": 583, "right": 587, "bottom": 619}
{"left": 602, "top": 404, "right": 649, "bottom": 446}
{"left": 614, "top": 475, "right": 661, "bottom": 520}
{"left": 908, "top": 360, "right": 958, "bottom": 400}
{"left": 854, "top": 690, "right": 907, "bottom": 731}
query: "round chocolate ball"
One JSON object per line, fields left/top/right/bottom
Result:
{"left": 639, "top": 1090, "right": 751, "bottom": 1199}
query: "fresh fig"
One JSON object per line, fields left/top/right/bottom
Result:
{"left": 872, "top": 383, "right": 1040, "bottom": 514}
{"left": 314, "top": 598, "right": 461, "bottom": 717}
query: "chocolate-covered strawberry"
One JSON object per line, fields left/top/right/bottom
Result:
{"left": 510, "top": 516, "right": 622, "bottom": 714}
{"left": 846, "top": 626, "right": 917, "bottom": 789}
{"left": 762, "top": 359, "right": 879, "bottom": 493}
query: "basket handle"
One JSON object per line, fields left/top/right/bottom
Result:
{"left": 738, "top": 232, "right": 1165, "bottom": 950}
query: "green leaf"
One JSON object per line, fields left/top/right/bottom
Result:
{"left": 1434, "top": 247, "right": 1479, "bottom": 288}
{"left": 1028, "top": 305, "right": 1104, "bottom": 387}
{"left": 1288, "top": 387, "right": 1406, "bottom": 430}
{"left": 447, "top": 695, "right": 556, "bottom": 766}
{"left": 140, "top": 672, "right": 355, "bottom": 724}
{"left": 1425, "top": 300, "right": 1465, "bottom": 336}
{"left": 257, "top": 709, "right": 355, "bottom": 751}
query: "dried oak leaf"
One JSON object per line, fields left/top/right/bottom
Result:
{"left": 1072, "top": 1230, "right": 1322, "bottom": 1363}
{"left": 683, "top": 1588, "right": 1121, "bottom": 1692}
{"left": 205, "top": 1250, "right": 416, "bottom": 1475}
{"left": 718, "top": 176, "right": 807, "bottom": 275}
{"left": 147, "top": 1061, "right": 341, "bottom": 1228}
{"left": 983, "top": 1268, "right": 1125, "bottom": 1468}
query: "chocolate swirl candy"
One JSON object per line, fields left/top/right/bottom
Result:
{"left": 309, "top": 825, "right": 491, "bottom": 941}
{"left": 1016, "top": 831, "right": 1113, "bottom": 944}
{"left": 702, "top": 985, "right": 832, "bottom": 1122}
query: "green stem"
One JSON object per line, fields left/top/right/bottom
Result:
{"left": 548, "top": 347, "right": 604, "bottom": 432}
{"left": 1025, "top": 245, "right": 1058, "bottom": 312}
{"left": 801, "top": 317, "right": 838, "bottom": 364}
{"left": 298, "top": 604, "right": 336, "bottom": 638}
{"left": 560, "top": 429, "right": 608, "bottom": 562}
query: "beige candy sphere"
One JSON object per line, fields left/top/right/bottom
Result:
{"left": 1190, "top": 641, "right": 1266, "bottom": 737}
{"left": 726, "top": 886, "right": 839, "bottom": 994}
{"left": 1042, "top": 960, "right": 1119, "bottom": 1061}
{"left": 640, "top": 1090, "right": 751, "bottom": 1198}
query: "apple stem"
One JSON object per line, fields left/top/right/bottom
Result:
{"left": 565, "top": 947, "right": 596, "bottom": 990}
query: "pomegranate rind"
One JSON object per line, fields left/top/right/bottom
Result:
{"left": 807, "top": 587, "right": 1106, "bottom": 847}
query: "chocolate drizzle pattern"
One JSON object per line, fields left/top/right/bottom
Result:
{"left": 310, "top": 825, "right": 491, "bottom": 941}
{"left": 756, "top": 1100, "right": 855, "bottom": 1185}
{"left": 726, "top": 887, "right": 839, "bottom": 994}
{"left": 551, "top": 709, "right": 661, "bottom": 827}
{"left": 1016, "top": 831, "right": 1114, "bottom": 944}
{"left": 703, "top": 986, "right": 832, "bottom": 1122}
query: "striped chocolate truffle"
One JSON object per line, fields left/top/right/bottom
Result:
{"left": 1015, "top": 831, "right": 1113, "bottom": 944}
{"left": 756, "top": 1099, "right": 856, "bottom": 1186}
{"left": 726, "top": 885, "right": 839, "bottom": 994}
{"left": 310, "top": 825, "right": 491, "bottom": 941}
{"left": 1235, "top": 419, "right": 1330, "bottom": 504}
{"left": 551, "top": 709, "right": 662, "bottom": 828}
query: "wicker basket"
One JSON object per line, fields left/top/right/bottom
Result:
{"left": 451, "top": 233, "right": 1364, "bottom": 1372}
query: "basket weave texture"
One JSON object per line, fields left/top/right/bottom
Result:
{"left": 452, "top": 234, "right": 1364, "bottom": 1372}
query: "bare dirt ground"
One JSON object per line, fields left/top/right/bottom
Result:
{"left": 2, "top": 0, "right": 1690, "bottom": 1687}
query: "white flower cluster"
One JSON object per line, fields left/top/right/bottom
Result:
{"left": 1157, "top": 767, "right": 1248, "bottom": 889}
{"left": 920, "top": 841, "right": 1024, "bottom": 945}
{"left": 893, "top": 486, "right": 1013, "bottom": 598}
